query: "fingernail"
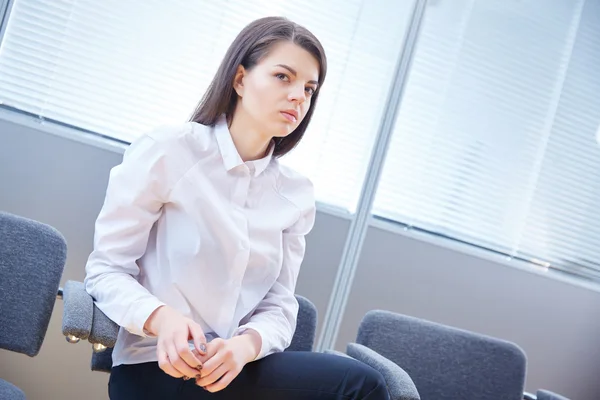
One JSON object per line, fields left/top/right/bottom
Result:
{"left": 195, "top": 364, "right": 203, "bottom": 371}
{"left": 199, "top": 343, "right": 207, "bottom": 353}
{"left": 183, "top": 376, "right": 190, "bottom": 381}
{"left": 196, "top": 374, "right": 202, "bottom": 379}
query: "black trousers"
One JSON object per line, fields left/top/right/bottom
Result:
{"left": 108, "top": 351, "right": 389, "bottom": 400}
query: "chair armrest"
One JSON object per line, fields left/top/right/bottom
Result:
{"left": 523, "top": 393, "right": 537, "bottom": 400}
{"left": 61, "top": 280, "right": 93, "bottom": 340}
{"left": 61, "top": 280, "right": 119, "bottom": 347}
{"left": 536, "top": 389, "right": 570, "bottom": 400}
{"left": 89, "top": 301, "right": 119, "bottom": 347}
{"left": 346, "top": 343, "right": 420, "bottom": 400}
{"left": 324, "top": 349, "right": 352, "bottom": 358}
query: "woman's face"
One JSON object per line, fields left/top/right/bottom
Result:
{"left": 233, "top": 41, "right": 320, "bottom": 138}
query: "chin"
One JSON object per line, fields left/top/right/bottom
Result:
{"left": 271, "top": 122, "right": 296, "bottom": 138}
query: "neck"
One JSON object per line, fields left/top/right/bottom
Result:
{"left": 228, "top": 110, "right": 272, "bottom": 162}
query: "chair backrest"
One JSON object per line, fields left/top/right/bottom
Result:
{"left": 287, "top": 294, "right": 318, "bottom": 352}
{"left": 91, "top": 293, "right": 318, "bottom": 371}
{"left": 0, "top": 211, "right": 67, "bottom": 356}
{"left": 357, "top": 310, "right": 526, "bottom": 400}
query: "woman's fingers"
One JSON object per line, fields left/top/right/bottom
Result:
{"left": 199, "top": 339, "right": 225, "bottom": 376}
{"left": 193, "top": 337, "right": 248, "bottom": 392}
{"left": 204, "top": 370, "right": 237, "bottom": 393}
{"left": 157, "top": 344, "right": 184, "bottom": 378}
{"left": 165, "top": 341, "right": 202, "bottom": 379}
{"left": 176, "top": 327, "right": 204, "bottom": 372}
{"left": 188, "top": 322, "right": 208, "bottom": 356}
{"left": 150, "top": 308, "right": 209, "bottom": 379}
{"left": 196, "top": 362, "right": 228, "bottom": 387}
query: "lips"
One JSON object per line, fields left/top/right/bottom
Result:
{"left": 281, "top": 110, "right": 298, "bottom": 123}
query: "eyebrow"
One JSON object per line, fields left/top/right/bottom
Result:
{"left": 275, "top": 64, "right": 319, "bottom": 86}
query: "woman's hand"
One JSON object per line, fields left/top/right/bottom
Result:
{"left": 195, "top": 330, "right": 262, "bottom": 392}
{"left": 144, "top": 305, "right": 208, "bottom": 379}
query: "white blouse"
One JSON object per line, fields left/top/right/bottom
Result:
{"left": 84, "top": 116, "right": 316, "bottom": 367}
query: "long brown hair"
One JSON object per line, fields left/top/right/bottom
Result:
{"left": 189, "top": 16, "right": 327, "bottom": 158}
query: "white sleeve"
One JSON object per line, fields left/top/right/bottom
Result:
{"left": 234, "top": 195, "right": 316, "bottom": 359}
{"left": 84, "top": 132, "right": 180, "bottom": 337}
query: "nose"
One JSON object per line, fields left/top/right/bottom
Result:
{"left": 288, "top": 83, "right": 306, "bottom": 104}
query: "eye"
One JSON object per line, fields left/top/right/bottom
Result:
{"left": 305, "top": 87, "right": 315, "bottom": 96}
{"left": 275, "top": 73, "right": 289, "bottom": 82}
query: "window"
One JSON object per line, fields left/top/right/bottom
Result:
{"left": 374, "top": 0, "right": 600, "bottom": 278}
{"left": 3, "top": 0, "right": 598, "bottom": 280}
{"left": 0, "top": 0, "right": 415, "bottom": 212}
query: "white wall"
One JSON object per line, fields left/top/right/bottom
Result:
{"left": 1, "top": 114, "right": 600, "bottom": 399}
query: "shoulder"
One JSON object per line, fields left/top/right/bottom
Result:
{"left": 143, "top": 121, "right": 212, "bottom": 151}
{"left": 128, "top": 121, "right": 215, "bottom": 167}
{"left": 273, "top": 161, "right": 315, "bottom": 214}
{"left": 127, "top": 122, "right": 192, "bottom": 155}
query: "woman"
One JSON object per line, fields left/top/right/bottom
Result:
{"left": 85, "top": 16, "right": 389, "bottom": 400}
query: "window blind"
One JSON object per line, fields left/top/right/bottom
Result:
{"left": 374, "top": 0, "right": 600, "bottom": 278}
{"left": 0, "top": 0, "right": 413, "bottom": 212}
{"left": 516, "top": 0, "right": 600, "bottom": 278}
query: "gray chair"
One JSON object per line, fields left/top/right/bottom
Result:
{"left": 60, "top": 281, "right": 319, "bottom": 372}
{"left": 325, "top": 344, "right": 421, "bottom": 400}
{"left": 0, "top": 212, "right": 68, "bottom": 400}
{"left": 353, "top": 310, "right": 569, "bottom": 400}
{"left": 527, "top": 390, "right": 570, "bottom": 400}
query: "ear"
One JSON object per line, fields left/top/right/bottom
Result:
{"left": 233, "top": 65, "right": 246, "bottom": 97}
